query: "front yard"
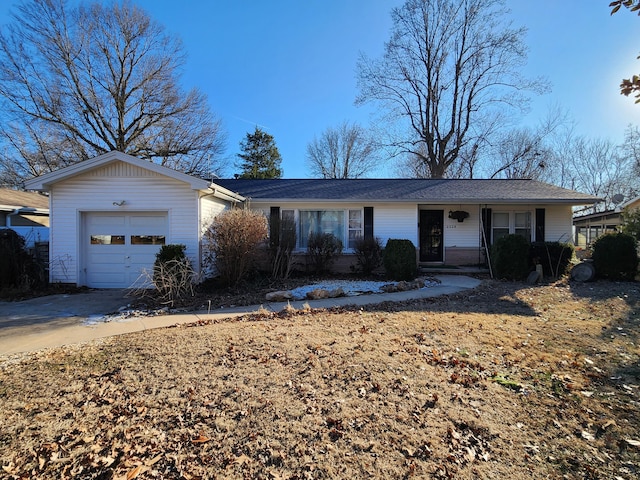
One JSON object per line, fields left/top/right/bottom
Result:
{"left": 1, "top": 279, "right": 639, "bottom": 479}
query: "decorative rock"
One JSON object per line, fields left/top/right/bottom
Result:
{"left": 380, "top": 283, "right": 398, "bottom": 293}
{"left": 384, "top": 280, "right": 423, "bottom": 292}
{"left": 571, "top": 261, "right": 596, "bottom": 282}
{"left": 527, "top": 270, "right": 541, "bottom": 285}
{"left": 306, "top": 288, "right": 330, "bottom": 300}
{"left": 328, "top": 287, "right": 346, "bottom": 298}
{"left": 265, "top": 290, "right": 293, "bottom": 302}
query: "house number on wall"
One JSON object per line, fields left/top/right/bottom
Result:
{"left": 446, "top": 224, "right": 457, "bottom": 229}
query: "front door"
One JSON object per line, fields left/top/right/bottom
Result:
{"left": 419, "top": 210, "right": 444, "bottom": 262}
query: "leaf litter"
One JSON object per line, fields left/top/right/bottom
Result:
{"left": 1, "top": 279, "right": 639, "bottom": 479}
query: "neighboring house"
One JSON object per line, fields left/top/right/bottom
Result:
{"left": 0, "top": 187, "right": 50, "bottom": 248}
{"left": 24, "top": 151, "right": 244, "bottom": 288}
{"left": 573, "top": 196, "right": 640, "bottom": 249}
{"left": 25, "top": 151, "right": 599, "bottom": 288}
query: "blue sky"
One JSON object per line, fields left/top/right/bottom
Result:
{"left": 1, "top": 1, "right": 639, "bottom": 178}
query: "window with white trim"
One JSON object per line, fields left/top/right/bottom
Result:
{"left": 492, "top": 211, "right": 532, "bottom": 243}
{"left": 492, "top": 212, "right": 510, "bottom": 243}
{"left": 297, "top": 209, "right": 363, "bottom": 250}
{"left": 514, "top": 212, "right": 531, "bottom": 239}
{"left": 348, "top": 209, "right": 362, "bottom": 249}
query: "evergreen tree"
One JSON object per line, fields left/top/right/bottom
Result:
{"left": 237, "top": 127, "right": 283, "bottom": 179}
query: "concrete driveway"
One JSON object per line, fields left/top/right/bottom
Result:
{"left": 0, "top": 289, "right": 131, "bottom": 345}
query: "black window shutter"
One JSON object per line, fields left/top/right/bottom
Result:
{"left": 481, "top": 208, "right": 492, "bottom": 246}
{"left": 269, "top": 206, "right": 280, "bottom": 245}
{"left": 535, "top": 208, "right": 545, "bottom": 243}
{"left": 364, "top": 207, "right": 374, "bottom": 239}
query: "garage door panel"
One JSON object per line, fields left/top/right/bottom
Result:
{"left": 86, "top": 254, "right": 129, "bottom": 268}
{"left": 84, "top": 212, "right": 167, "bottom": 288}
{"left": 87, "top": 215, "right": 126, "bottom": 227}
{"left": 87, "top": 272, "right": 128, "bottom": 288}
{"left": 130, "top": 215, "right": 166, "bottom": 227}
{"left": 128, "top": 253, "right": 158, "bottom": 264}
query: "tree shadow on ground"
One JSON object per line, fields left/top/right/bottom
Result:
{"left": 356, "top": 280, "right": 539, "bottom": 317}
{"left": 569, "top": 279, "right": 640, "bottom": 343}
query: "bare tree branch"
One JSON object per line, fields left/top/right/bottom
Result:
{"left": 356, "top": 0, "right": 548, "bottom": 178}
{"left": 0, "top": 0, "right": 226, "bottom": 186}
{"left": 306, "top": 121, "right": 380, "bottom": 179}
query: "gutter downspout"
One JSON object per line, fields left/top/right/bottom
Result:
{"left": 6, "top": 208, "right": 21, "bottom": 227}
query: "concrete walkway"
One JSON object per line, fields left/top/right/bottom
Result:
{"left": 0, "top": 275, "right": 481, "bottom": 356}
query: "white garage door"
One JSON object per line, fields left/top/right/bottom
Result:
{"left": 84, "top": 212, "right": 168, "bottom": 288}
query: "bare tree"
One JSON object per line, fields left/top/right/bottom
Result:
{"left": 620, "top": 124, "right": 640, "bottom": 173}
{"left": 487, "top": 129, "right": 549, "bottom": 180}
{"left": 356, "top": 0, "right": 547, "bottom": 179}
{"left": 396, "top": 140, "right": 481, "bottom": 178}
{"left": 484, "top": 105, "right": 570, "bottom": 181}
{"left": 0, "top": 0, "right": 226, "bottom": 186}
{"left": 548, "top": 132, "right": 639, "bottom": 212}
{"left": 306, "top": 121, "right": 379, "bottom": 178}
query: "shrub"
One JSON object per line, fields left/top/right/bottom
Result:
{"left": 0, "top": 229, "right": 45, "bottom": 293}
{"left": 155, "top": 244, "right": 187, "bottom": 264}
{"left": 621, "top": 207, "right": 640, "bottom": 241}
{"left": 352, "top": 236, "right": 383, "bottom": 276}
{"left": 306, "top": 232, "right": 343, "bottom": 274}
{"left": 491, "top": 234, "right": 530, "bottom": 280}
{"left": 203, "top": 208, "right": 268, "bottom": 286}
{"left": 529, "top": 241, "right": 575, "bottom": 278}
{"left": 270, "top": 214, "right": 297, "bottom": 279}
{"left": 591, "top": 233, "right": 639, "bottom": 280}
{"left": 148, "top": 244, "right": 195, "bottom": 306}
{"left": 383, "top": 239, "right": 417, "bottom": 281}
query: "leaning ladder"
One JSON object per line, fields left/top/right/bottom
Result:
{"left": 479, "top": 210, "right": 494, "bottom": 279}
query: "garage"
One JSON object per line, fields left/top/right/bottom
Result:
{"left": 83, "top": 212, "right": 167, "bottom": 288}
{"left": 23, "top": 151, "right": 245, "bottom": 287}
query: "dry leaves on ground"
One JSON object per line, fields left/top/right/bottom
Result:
{"left": 1, "top": 279, "right": 639, "bottom": 479}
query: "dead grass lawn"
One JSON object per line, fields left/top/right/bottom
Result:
{"left": 1, "top": 279, "right": 639, "bottom": 479}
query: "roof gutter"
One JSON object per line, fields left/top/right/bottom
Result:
{"left": 3, "top": 206, "right": 50, "bottom": 226}
{"left": 232, "top": 198, "right": 600, "bottom": 205}
{"left": 205, "top": 184, "right": 246, "bottom": 203}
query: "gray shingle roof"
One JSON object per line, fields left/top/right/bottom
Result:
{"left": 0, "top": 188, "right": 49, "bottom": 210}
{"left": 213, "top": 179, "right": 599, "bottom": 204}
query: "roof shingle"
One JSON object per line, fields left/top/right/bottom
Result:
{"left": 213, "top": 179, "right": 598, "bottom": 204}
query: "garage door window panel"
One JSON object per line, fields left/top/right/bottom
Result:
{"left": 131, "top": 235, "right": 166, "bottom": 245}
{"left": 90, "top": 235, "right": 125, "bottom": 245}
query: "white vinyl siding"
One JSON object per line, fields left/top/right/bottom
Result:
{"left": 200, "top": 196, "right": 228, "bottom": 235}
{"left": 544, "top": 204, "right": 574, "bottom": 243}
{"left": 374, "top": 205, "right": 418, "bottom": 246}
{"left": 49, "top": 161, "right": 203, "bottom": 286}
{"left": 441, "top": 205, "right": 478, "bottom": 248}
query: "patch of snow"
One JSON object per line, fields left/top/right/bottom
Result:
{"left": 288, "top": 278, "right": 439, "bottom": 300}
{"left": 83, "top": 307, "right": 169, "bottom": 326}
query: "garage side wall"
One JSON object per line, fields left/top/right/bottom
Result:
{"left": 49, "top": 162, "right": 202, "bottom": 286}
{"left": 199, "top": 196, "right": 231, "bottom": 278}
